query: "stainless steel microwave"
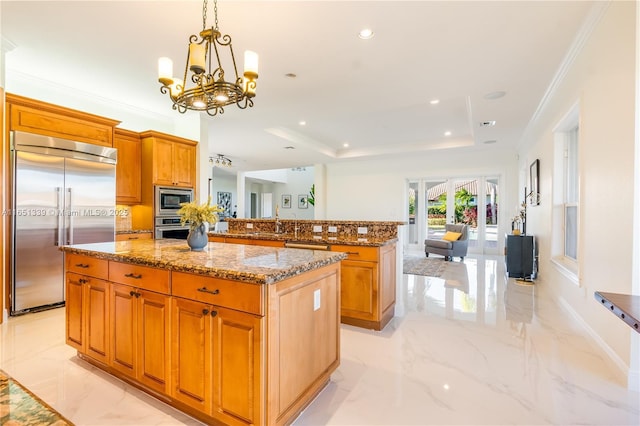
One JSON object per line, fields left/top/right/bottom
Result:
{"left": 155, "top": 186, "right": 194, "bottom": 216}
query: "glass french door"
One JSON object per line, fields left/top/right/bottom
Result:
{"left": 407, "top": 176, "right": 501, "bottom": 254}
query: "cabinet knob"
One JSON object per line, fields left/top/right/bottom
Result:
{"left": 202, "top": 309, "right": 210, "bottom": 316}
{"left": 210, "top": 310, "right": 218, "bottom": 317}
{"left": 79, "top": 278, "right": 87, "bottom": 284}
{"left": 129, "top": 290, "right": 135, "bottom": 297}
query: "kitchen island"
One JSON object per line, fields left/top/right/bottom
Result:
{"left": 209, "top": 218, "right": 402, "bottom": 331}
{"left": 60, "top": 239, "right": 346, "bottom": 426}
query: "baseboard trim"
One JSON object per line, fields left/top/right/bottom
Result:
{"left": 556, "top": 295, "right": 631, "bottom": 383}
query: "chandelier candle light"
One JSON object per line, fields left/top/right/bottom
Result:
{"left": 158, "top": 0, "right": 258, "bottom": 116}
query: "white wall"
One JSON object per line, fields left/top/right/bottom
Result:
{"left": 323, "top": 148, "right": 517, "bottom": 223}
{"left": 274, "top": 169, "right": 314, "bottom": 220}
{"left": 517, "top": 1, "right": 637, "bottom": 380}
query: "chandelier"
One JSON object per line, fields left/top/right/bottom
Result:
{"left": 209, "top": 154, "right": 232, "bottom": 167}
{"left": 157, "top": 0, "right": 258, "bottom": 116}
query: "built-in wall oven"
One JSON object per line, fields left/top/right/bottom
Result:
{"left": 155, "top": 186, "right": 194, "bottom": 217}
{"left": 155, "top": 186, "right": 193, "bottom": 239}
{"left": 155, "top": 216, "right": 190, "bottom": 240}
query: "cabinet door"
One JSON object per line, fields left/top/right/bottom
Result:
{"left": 85, "top": 278, "right": 110, "bottom": 364}
{"left": 173, "top": 143, "right": 195, "bottom": 188}
{"left": 172, "top": 297, "right": 213, "bottom": 414}
{"left": 378, "top": 243, "right": 397, "bottom": 315}
{"left": 66, "top": 272, "right": 85, "bottom": 352}
{"left": 110, "top": 283, "right": 137, "bottom": 377}
{"left": 153, "top": 139, "right": 175, "bottom": 186}
{"left": 340, "top": 260, "right": 378, "bottom": 321}
{"left": 211, "top": 306, "right": 263, "bottom": 426}
{"left": 114, "top": 130, "right": 141, "bottom": 204}
{"left": 137, "top": 289, "right": 171, "bottom": 394}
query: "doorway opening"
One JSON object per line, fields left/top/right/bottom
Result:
{"left": 407, "top": 176, "right": 502, "bottom": 254}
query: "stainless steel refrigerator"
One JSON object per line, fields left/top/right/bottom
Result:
{"left": 11, "top": 131, "right": 117, "bottom": 315}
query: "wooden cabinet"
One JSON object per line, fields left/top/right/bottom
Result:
{"left": 6, "top": 93, "right": 119, "bottom": 147}
{"left": 65, "top": 254, "right": 110, "bottom": 363}
{"left": 110, "top": 283, "right": 171, "bottom": 394}
{"left": 114, "top": 128, "right": 141, "bottom": 204}
{"left": 331, "top": 243, "right": 396, "bottom": 330}
{"left": 65, "top": 272, "right": 110, "bottom": 364}
{"left": 63, "top": 248, "right": 340, "bottom": 426}
{"left": 140, "top": 131, "right": 196, "bottom": 188}
{"left": 171, "top": 295, "right": 263, "bottom": 425}
{"left": 115, "top": 232, "right": 153, "bottom": 242}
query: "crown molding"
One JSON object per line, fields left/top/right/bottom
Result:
{"left": 519, "top": 1, "right": 611, "bottom": 150}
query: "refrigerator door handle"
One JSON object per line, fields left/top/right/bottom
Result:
{"left": 54, "top": 187, "right": 62, "bottom": 246}
{"left": 67, "top": 187, "right": 73, "bottom": 245}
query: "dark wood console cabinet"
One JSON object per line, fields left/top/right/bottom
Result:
{"left": 505, "top": 235, "right": 536, "bottom": 279}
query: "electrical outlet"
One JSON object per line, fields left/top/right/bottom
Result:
{"left": 313, "top": 289, "right": 321, "bottom": 311}
{"left": 328, "top": 226, "right": 337, "bottom": 233}
{"left": 246, "top": 223, "right": 253, "bottom": 229}
{"left": 357, "top": 227, "right": 368, "bottom": 234}
{"left": 313, "top": 225, "right": 322, "bottom": 232}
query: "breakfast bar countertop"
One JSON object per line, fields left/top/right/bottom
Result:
{"left": 594, "top": 291, "right": 640, "bottom": 333}
{"left": 60, "top": 238, "right": 346, "bottom": 285}
{"left": 209, "top": 231, "right": 398, "bottom": 247}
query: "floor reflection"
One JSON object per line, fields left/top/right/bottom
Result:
{"left": 404, "top": 256, "right": 505, "bottom": 324}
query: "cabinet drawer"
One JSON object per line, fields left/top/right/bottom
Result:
{"left": 66, "top": 253, "right": 109, "bottom": 279}
{"left": 172, "top": 272, "right": 264, "bottom": 316}
{"left": 331, "top": 245, "right": 379, "bottom": 262}
{"left": 116, "top": 232, "right": 153, "bottom": 241}
{"left": 109, "top": 261, "right": 170, "bottom": 294}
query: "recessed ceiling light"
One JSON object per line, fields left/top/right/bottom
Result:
{"left": 343, "top": 143, "right": 349, "bottom": 148}
{"left": 299, "top": 121, "right": 306, "bottom": 126}
{"left": 444, "top": 131, "right": 452, "bottom": 136}
{"left": 358, "top": 28, "right": 374, "bottom": 39}
{"left": 480, "top": 121, "right": 496, "bottom": 127}
{"left": 484, "top": 91, "right": 506, "bottom": 100}
{"left": 430, "top": 99, "right": 440, "bottom": 105}
{"left": 483, "top": 140, "right": 497, "bottom": 144}
{"left": 285, "top": 73, "right": 297, "bottom": 78}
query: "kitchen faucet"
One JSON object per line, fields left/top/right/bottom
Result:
{"left": 292, "top": 213, "right": 298, "bottom": 239}
{"left": 275, "top": 204, "right": 282, "bottom": 234}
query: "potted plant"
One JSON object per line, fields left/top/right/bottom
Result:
{"left": 177, "top": 197, "right": 223, "bottom": 251}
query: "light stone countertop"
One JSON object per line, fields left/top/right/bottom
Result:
{"left": 60, "top": 238, "right": 346, "bottom": 285}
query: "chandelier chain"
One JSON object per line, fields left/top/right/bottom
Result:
{"left": 202, "top": 0, "right": 208, "bottom": 31}
{"left": 213, "top": 0, "right": 219, "bottom": 31}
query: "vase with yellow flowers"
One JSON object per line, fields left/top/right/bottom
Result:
{"left": 177, "top": 197, "right": 224, "bottom": 251}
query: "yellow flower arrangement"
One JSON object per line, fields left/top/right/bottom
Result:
{"left": 177, "top": 197, "right": 224, "bottom": 230}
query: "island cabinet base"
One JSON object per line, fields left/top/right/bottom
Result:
{"left": 64, "top": 251, "right": 341, "bottom": 426}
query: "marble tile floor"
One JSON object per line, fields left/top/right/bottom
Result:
{"left": 1, "top": 253, "right": 638, "bottom": 425}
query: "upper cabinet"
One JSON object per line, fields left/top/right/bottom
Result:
{"left": 140, "top": 131, "right": 197, "bottom": 188}
{"left": 114, "top": 128, "right": 141, "bottom": 204}
{"left": 6, "top": 94, "right": 120, "bottom": 147}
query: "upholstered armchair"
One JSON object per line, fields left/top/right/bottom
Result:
{"left": 424, "top": 223, "right": 469, "bottom": 261}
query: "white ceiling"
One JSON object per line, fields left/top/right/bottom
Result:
{"left": 1, "top": 1, "right": 596, "bottom": 172}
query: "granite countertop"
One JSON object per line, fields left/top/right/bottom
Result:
{"left": 61, "top": 239, "right": 346, "bottom": 285}
{"left": 209, "top": 231, "right": 398, "bottom": 247}
{"left": 116, "top": 229, "right": 153, "bottom": 235}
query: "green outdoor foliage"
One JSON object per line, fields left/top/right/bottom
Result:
{"left": 308, "top": 184, "right": 315, "bottom": 206}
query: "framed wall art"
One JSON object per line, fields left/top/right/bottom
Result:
{"left": 217, "top": 191, "right": 232, "bottom": 217}
{"left": 282, "top": 194, "right": 292, "bottom": 209}
{"left": 298, "top": 195, "right": 308, "bottom": 209}
{"left": 529, "top": 159, "right": 540, "bottom": 206}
